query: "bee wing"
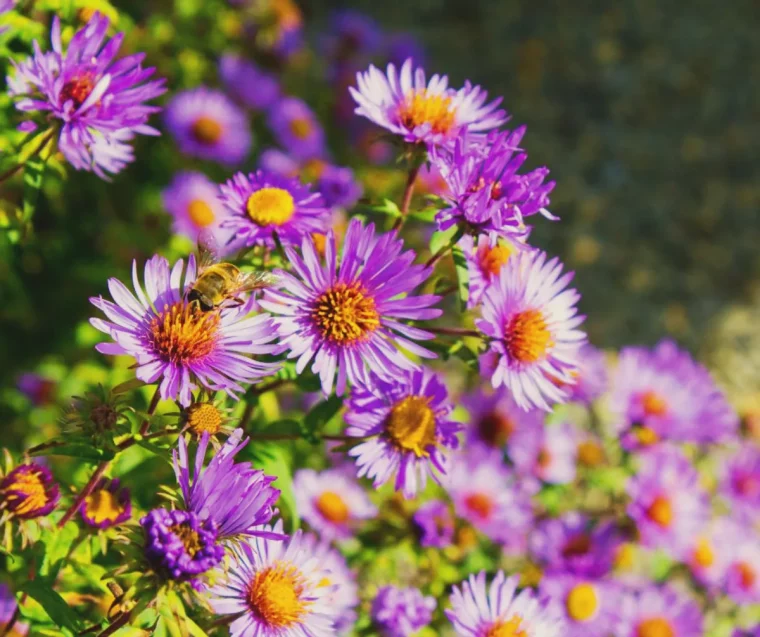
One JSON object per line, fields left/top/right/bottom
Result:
{"left": 234, "top": 271, "right": 278, "bottom": 293}
{"left": 197, "top": 229, "right": 222, "bottom": 271}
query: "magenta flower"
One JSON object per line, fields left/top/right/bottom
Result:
{"left": 260, "top": 218, "right": 441, "bottom": 395}
{"left": 0, "top": 462, "right": 59, "bottom": 520}
{"left": 617, "top": 585, "right": 703, "bottom": 637}
{"left": 724, "top": 529, "right": 760, "bottom": 605}
{"left": 268, "top": 96, "right": 327, "bottom": 160}
{"left": 7, "top": 13, "right": 165, "bottom": 178}
{"left": 720, "top": 446, "right": 760, "bottom": 523}
{"left": 540, "top": 574, "right": 622, "bottom": 637}
{"left": 413, "top": 500, "right": 454, "bottom": 548}
{"left": 371, "top": 586, "right": 436, "bottom": 637}
{"left": 219, "top": 54, "right": 280, "bottom": 111}
{"left": 566, "top": 344, "right": 609, "bottom": 404}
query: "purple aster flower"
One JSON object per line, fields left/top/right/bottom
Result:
{"left": 529, "top": 513, "right": 621, "bottom": 578}
{"left": 540, "top": 574, "right": 622, "bottom": 637}
{"left": 447, "top": 449, "right": 533, "bottom": 550}
{"left": 565, "top": 343, "right": 609, "bottom": 404}
{"left": 322, "top": 10, "right": 383, "bottom": 66}
{"left": 459, "top": 233, "right": 529, "bottom": 309}
{"left": 7, "top": 13, "right": 165, "bottom": 178}
{"left": 79, "top": 478, "right": 130, "bottom": 529}
{"left": 447, "top": 571, "right": 565, "bottom": 636}
{"left": 209, "top": 522, "right": 339, "bottom": 636}
{"left": 260, "top": 218, "right": 442, "bottom": 395}
{"left": 161, "top": 171, "right": 239, "bottom": 248}
{"left": 344, "top": 368, "right": 461, "bottom": 498}
{"left": 626, "top": 446, "right": 709, "bottom": 553}
{"left": 173, "top": 428, "right": 281, "bottom": 540}
{"left": 724, "top": 530, "right": 760, "bottom": 605}
{"left": 433, "top": 128, "right": 557, "bottom": 237}
{"left": 16, "top": 372, "right": 56, "bottom": 405}
{"left": 141, "top": 508, "right": 224, "bottom": 584}
{"left": 617, "top": 584, "right": 703, "bottom": 637}
{"left": 219, "top": 54, "right": 280, "bottom": 111}
{"left": 90, "top": 254, "right": 280, "bottom": 406}
{"left": 734, "top": 628, "right": 760, "bottom": 637}
{"left": 0, "top": 462, "right": 59, "bottom": 519}
{"left": 219, "top": 169, "right": 329, "bottom": 249}
{"left": 293, "top": 468, "right": 376, "bottom": 542}
{"left": 609, "top": 339, "right": 739, "bottom": 448}
{"left": 371, "top": 586, "right": 435, "bottom": 637}
{"left": 164, "top": 87, "right": 251, "bottom": 165}
{"left": 684, "top": 516, "right": 737, "bottom": 589}
{"left": 413, "top": 500, "right": 454, "bottom": 548}
{"left": 720, "top": 446, "right": 760, "bottom": 523}
{"left": 0, "top": 583, "right": 29, "bottom": 637}
{"left": 476, "top": 249, "right": 587, "bottom": 411}
{"left": 268, "top": 97, "right": 327, "bottom": 160}
{"left": 0, "top": 1, "right": 16, "bottom": 36}
{"left": 350, "top": 58, "right": 506, "bottom": 148}
{"left": 417, "top": 161, "right": 450, "bottom": 197}
{"left": 530, "top": 422, "right": 578, "bottom": 485}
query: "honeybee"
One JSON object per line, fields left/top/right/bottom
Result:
{"left": 187, "top": 233, "right": 277, "bottom": 312}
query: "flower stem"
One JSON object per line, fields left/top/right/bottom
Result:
{"left": 57, "top": 462, "right": 109, "bottom": 528}
{"left": 138, "top": 388, "right": 161, "bottom": 435}
{"left": 0, "top": 129, "right": 55, "bottom": 184}
{"left": 239, "top": 378, "right": 291, "bottom": 429}
{"left": 424, "top": 243, "right": 453, "bottom": 269}
{"left": 427, "top": 325, "right": 481, "bottom": 338}
{"left": 392, "top": 163, "right": 421, "bottom": 231}
{"left": 0, "top": 605, "right": 20, "bottom": 637}
{"left": 95, "top": 612, "right": 130, "bottom": 637}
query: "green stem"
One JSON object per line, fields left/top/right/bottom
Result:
{"left": 392, "top": 163, "right": 421, "bottom": 231}
{"left": 138, "top": 388, "right": 161, "bottom": 435}
{"left": 0, "top": 129, "right": 55, "bottom": 184}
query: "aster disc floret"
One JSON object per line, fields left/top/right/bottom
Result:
{"left": 79, "top": 478, "right": 131, "bottom": 529}
{"left": 0, "top": 462, "right": 59, "bottom": 520}
{"left": 433, "top": 129, "right": 557, "bottom": 237}
{"left": 173, "top": 429, "right": 281, "bottom": 541}
{"left": 413, "top": 500, "right": 454, "bottom": 548}
{"left": 209, "top": 522, "right": 339, "bottom": 636}
{"left": 350, "top": 58, "right": 506, "bottom": 147}
{"left": 268, "top": 96, "right": 327, "bottom": 160}
{"left": 446, "top": 570, "right": 565, "bottom": 636}
{"left": 7, "top": 14, "right": 166, "bottom": 178}
{"left": 459, "top": 233, "right": 527, "bottom": 309}
{"left": 476, "top": 249, "right": 586, "bottom": 411}
{"left": 617, "top": 584, "right": 703, "bottom": 637}
{"left": 371, "top": 585, "right": 436, "bottom": 637}
{"left": 219, "top": 169, "right": 329, "bottom": 248}
{"left": 345, "top": 368, "right": 461, "bottom": 498}
{"left": 261, "top": 218, "right": 442, "bottom": 395}
{"left": 540, "top": 574, "right": 621, "bottom": 637}
{"left": 90, "top": 254, "right": 280, "bottom": 406}
{"left": 720, "top": 446, "right": 760, "bottom": 523}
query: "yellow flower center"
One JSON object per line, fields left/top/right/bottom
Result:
{"left": 311, "top": 282, "right": 380, "bottom": 345}
{"left": 464, "top": 492, "right": 494, "bottom": 520}
{"left": 84, "top": 489, "right": 125, "bottom": 525}
{"left": 646, "top": 495, "right": 673, "bottom": 528}
{"left": 636, "top": 617, "right": 675, "bottom": 637}
{"left": 478, "top": 243, "right": 513, "bottom": 278}
{"left": 60, "top": 73, "right": 96, "bottom": 109}
{"left": 169, "top": 523, "right": 203, "bottom": 557}
{"left": 312, "top": 233, "right": 327, "bottom": 257}
{"left": 561, "top": 534, "right": 592, "bottom": 559}
{"left": 577, "top": 441, "right": 605, "bottom": 466}
{"left": 1, "top": 467, "right": 49, "bottom": 517}
{"left": 303, "top": 159, "right": 327, "bottom": 182}
{"left": 693, "top": 537, "right": 715, "bottom": 568}
{"left": 385, "top": 395, "right": 437, "bottom": 457}
{"left": 289, "top": 117, "right": 313, "bottom": 139}
{"left": 191, "top": 116, "right": 223, "bottom": 145}
{"left": 187, "top": 199, "right": 215, "bottom": 228}
{"left": 248, "top": 563, "right": 309, "bottom": 628}
{"left": 566, "top": 583, "right": 599, "bottom": 622}
{"left": 148, "top": 302, "right": 220, "bottom": 364}
{"left": 315, "top": 491, "right": 350, "bottom": 524}
{"left": 536, "top": 447, "right": 552, "bottom": 469}
{"left": 640, "top": 390, "right": 668, "bottom": 417}
{"left": 736, "top": 561, "right": 757, "bottom": 590}
{"left": 186, "top": 403, "right": 223, "bottom": 435}
{"left": 478, "top": 411, "right": 515, "bottom": 447}
{"left": 504, "top": 309, "right": 553, "bottom": 363}
{"left": 246, "top": 187, "right": 296, "bottom": 227}
{"left": 633, "top": 426, "right": 660, "bottom": 447}
{"left": 398, "top": 89, "right": 456, "bottom": 135}
{"left": 486, "top": 615, "right": 528, "bottom": 637}
{"left": 614, "top": 542, "right": 636, "bottom": 570}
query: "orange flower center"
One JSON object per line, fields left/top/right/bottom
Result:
{"left": 289, "top": 117, "right": 313, "bottom": 139}
{"left": 84, "top": 488, "right": 126, "bottom": 525}
{"left": 486, "top": 615, "right": 528, "bottom": 637}
{"left": 186, "top": 403, "right": 223, "bottom": 435}
{"left": 385, "top": 396, "right": 437, "bottom": 457}
{"left": 398, "top": 89, "right": 456, "bottom": 135}
{"left": 478, "top": 243, "right": 513, "bottom": 278}
{"left": 646, "top": 495, "right": 673, "bottom": 528}
{"left": 1, "top": 467, "right": 50, "bottom": 517}
{"left": 537, "top": 447, "right": 552, "bottom": 469}
{"left": 504, "top": 309, "right": 553, "bottom": 363}
{"left": 577, "top": 440, "right": 605, "bottom": 466}
{"left": 315, "top": 491, "right": 350, "bottom": 524}
{"left": 735, "top": 473, "right": 760, "bottom": 498}
{"left": 692, "top": 537, "right": 715, "bottom": 568}
{"left": 311, "top": 282, "right": 380, "bottom": 345}
{"left": 191, "top": 116, "right": 223, "bottom": 145}
{"left": 61, "top": 73, "right": 96, "bottom": 109}
{"left": 464, "top": 492, "right": 494, "bottom": 520}
{"left": 248, "top": 563, "right": 309, "bottom": 628}
{"left": 736, "top": 561, "right": 757, "bottom": 590}
{"left": 148, "top": 302, "right": 220, "bottom": 364}
{"left": 636, "top": 617, "right": 675, "bottom": 637}
{"left": 187, "top": 199, "right": 216, "bottom": 228}
{"left": 311, "top": 233, "right": 327, "bottom": 257}
{"left": 633, "top": 426, "right": 660, "bottom": 447}
{"left": 640, "top": 390, "right": 668, "bottom": 417}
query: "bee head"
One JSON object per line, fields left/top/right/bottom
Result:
{"left": 187, "top": 289, "right": 214, "bottom": 312}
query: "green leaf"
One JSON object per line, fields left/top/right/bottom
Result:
{"left": 302, "top": 395, "right": 343, "bottom": 443}
{"left": 359, "top": 198, "right": 401, "bottom": 218}
{"left": 451, "top": 244, "right": 470, "bottom": 311}
{"left": 20, "top": 580, "right": 82, "bottom": 631}
{"left": 252, "top": 444, "right": 298, "bottom": 531}
{"left": 40, "top": 523, "right": 80, "bottom": 580}
{"left": 22, "top": 155, "right": 47, "bottom": 223}
{"left": 428, "top": 227, "right": 458, "bottom": 256}
{"left": 32, "top": 443, "right": 114, "bottom": 464}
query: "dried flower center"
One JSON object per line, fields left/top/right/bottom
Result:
{"left": 191, "top": 116, "right": 223, "bottom": 145}
{"left": 248, "top": 563, "right": 309, "bottom": 628}
{"left": 562, "top": 534, "right": 592, "bottom": 559}
{"left": 486, "top": 615, "right": 528, "bottom": 637}
{"left": 1, "top": 468, "right": 48, "bottom": 516}
{"left": 169, "top": 523, "right": 203, "bottom": 557}
{"left": 148, "top": 302, "right": 220, "bottom": 364}
{"left": 186, "top": 403, "right": 223, "bottom": 435}
{"left": 646, "top": 495, "right": 673, "bottom": 528}
{"left": 693, "top": 538, "right": 715, "bottom": 568}
{"left": 60, "top": 73, "right": 95, "bottom": 109}
{"left": 636, "top": 617, "right": 675, "bottom": 637}
{"left": 385, "top": 395, "right": 437, "bottom": 457}
{"left": 246, "top": 187, "right": 296, "bottom": 227}
{"left": 311, "top": 282, "right": 380, "bottom": 345}
{"left": 536, "top": 447, "right": 552, "bottom": 469}
{"left": 633, "top": 425, "right": 660, "bottom": 447}
{"left": 464, "top": 492, "right": 494, "bottom": 520}
{"left": 315, "top": 491, "right": 350, "bottom": 524}
{"left": 504, "top": 309, "right": 553, "bottom": 363}
{"left": 90, "top": 402, "right": 118, "bottom": 431}
{"left": 640, "top": 390, "right": 668, "bottom": 417}
{"left": 289, "top": 117, "right": 313, "bottom": 139}
{"left": 398, "top": 89, "right": 456, "bottom": 135}
{"left": 577, "top": 441, "right": 605, "bottom": 466}
{"left": 566, "top": 583, "right": 599, "bottom": 622}
{"left": 478, "top": 244, "right": 513, "bottom": 278}
{"left": 478, "top": 411, "right": 515, "bottom": 447}
{"left": 736, "top": 561, "right": 757, "bottom": 590}
{"left": 84, "top": 489, "right": 125, "bottom": 525}
{"left": 187, "top": 199, "right": 215, "bottom": 228}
